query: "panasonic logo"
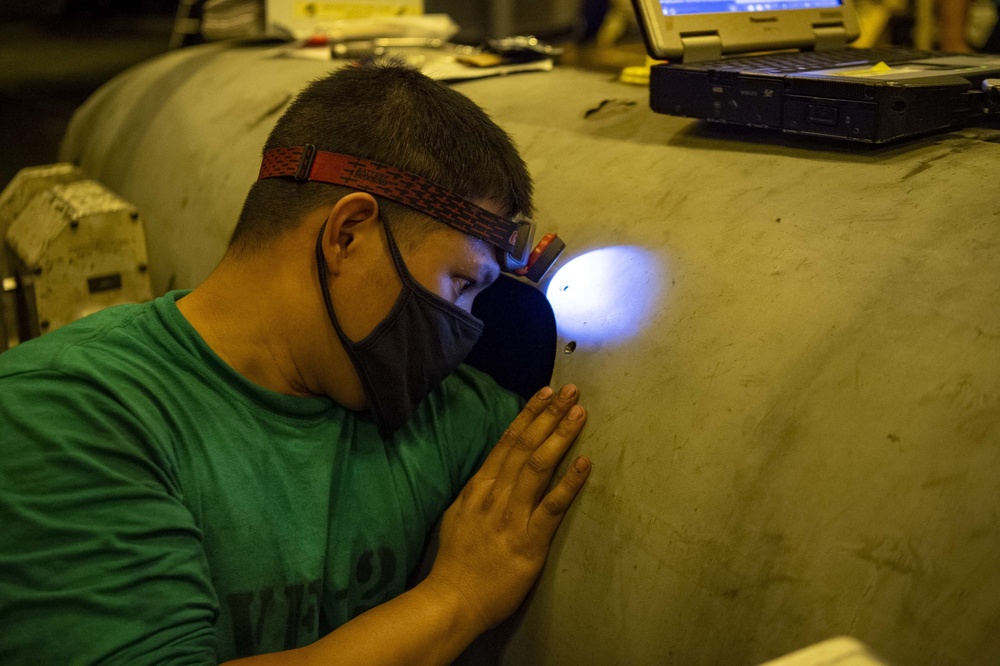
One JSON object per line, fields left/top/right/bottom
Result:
{"left": 749, "top": 16, "right": 778, "bottom": 23}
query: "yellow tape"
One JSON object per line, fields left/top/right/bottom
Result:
{"left": 833, "top": 61, "right": 926, "bottom": 78}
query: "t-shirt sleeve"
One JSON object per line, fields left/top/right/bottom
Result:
{"left": 0, "top": 370, "right": 219, "bottom": 665}
{"left": 439, "top": 365, "right": 525, "bottom": 491}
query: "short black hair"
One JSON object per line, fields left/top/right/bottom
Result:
{"left": 229, "top": 59, "right": 533, "bottom": 252}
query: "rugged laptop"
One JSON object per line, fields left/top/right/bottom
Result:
{"left": 631, "top": 0, "right": 1000, "bottom": 142}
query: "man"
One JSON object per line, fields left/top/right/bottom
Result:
{"left": 0, "top": 60, "right": 590, "bottom": 664}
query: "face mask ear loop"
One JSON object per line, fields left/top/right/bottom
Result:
{"left": 317, "top": 217, "right": 405, "bottom": 438}
{"left": 315, "top": 219, "right": 355, "bottom": 347}
{"left": 378, "top": 209, "right": 423, "bottom": 292}
{"left": 315, "top": 213, "right": 423, "bottom": 351}
{"left": 378, "top": 209, "right": 486, "bottom": 329}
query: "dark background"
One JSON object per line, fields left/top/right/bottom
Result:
{"left": 0, "top": 2, "right": 176, "bottom": 190}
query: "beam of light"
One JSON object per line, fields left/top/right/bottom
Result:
{"left": 544, "top": 246, "right": 664, "bottom": 347}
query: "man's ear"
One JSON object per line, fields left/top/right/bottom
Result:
{"left": 320, "top": 193, "right": 380, "bottom": 276}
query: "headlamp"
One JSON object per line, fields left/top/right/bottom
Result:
{"left": 257, "top": 145, "right": 565, "bottom": 283}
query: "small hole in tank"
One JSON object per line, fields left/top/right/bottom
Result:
{"left": 564, "top": 341, "right": 577, "bottom": 354}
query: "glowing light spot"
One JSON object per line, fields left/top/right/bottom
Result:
{"left": 545, "top": 246, "right": 663, "bottom": 347}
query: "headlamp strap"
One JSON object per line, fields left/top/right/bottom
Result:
{"left": 258, "top": 145, "right": 518, "bottom": 254}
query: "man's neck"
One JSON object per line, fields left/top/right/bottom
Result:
{"left": 177, "top": 256, "right": 317, "bottom": 397}
{"left": 177, "top": 211, "right": 371, "bottom": 412}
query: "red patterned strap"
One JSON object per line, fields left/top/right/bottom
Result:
{"left": 258, "top": 146, "right": 519, "bottom": 253}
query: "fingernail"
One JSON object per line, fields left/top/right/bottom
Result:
{"left": 537, "top": 386, "right": 553, "bottom": 399}
{"left": 567, "top": 405, "right": 584, "bottom": 421}
{"left": 560, "top": 384, "right": 577, "bottom": 398}
{"left": 574, "top": 457, "right": 590, "bottom": 473}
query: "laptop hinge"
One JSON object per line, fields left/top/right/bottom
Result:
{"left": 812, "top": 24, "right": 849, "bottom": 51}
{"left": 680, "top": 34, "right": 723, "bottom": 64}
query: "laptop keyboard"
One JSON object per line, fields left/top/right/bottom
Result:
{"left": 687, "top": 47, "right": 937, "bottom": 73}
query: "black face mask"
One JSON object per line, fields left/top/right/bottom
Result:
{"left": 315, "top": 214, "right": 485, "bottom": 438}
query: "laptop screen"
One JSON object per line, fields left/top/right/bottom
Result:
{"left": 658, "top": 0, "right": 841, "bottom": 17}
{"left": 635, "top": 0, "right": 861, "bottom": 58}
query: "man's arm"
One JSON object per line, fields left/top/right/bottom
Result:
{"left": 228, "top": 384, "right": 590, "bottom": 666}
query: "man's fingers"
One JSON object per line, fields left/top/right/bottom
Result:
{"left": 527, "top": 456, "right": 591, "bottom": 542}
{"left": 493, "top": 384, "right": 580, "bottom": 489}
{"left": 476, "top": 385, "right": 555, "bottom": 480}
{"left": 509, "top": 405, "right": 586, "bottom": 508}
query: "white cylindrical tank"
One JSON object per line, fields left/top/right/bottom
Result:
{"left": 60, "top": 44, "right": 1000, "bottom": 665}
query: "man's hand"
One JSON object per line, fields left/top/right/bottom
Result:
{"left": 425, "top": 383, "right": 591, "bottom": 634}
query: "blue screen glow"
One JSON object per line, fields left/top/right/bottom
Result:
{"left": 659, "top": 0, "right": 839, "bottom": 16}
{"left": 545, "top": 247, "right": 664, "bottom": 348}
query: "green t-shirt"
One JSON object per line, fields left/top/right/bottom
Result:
{"left": 0, "top": 291, "right": 521, "bottom": 664}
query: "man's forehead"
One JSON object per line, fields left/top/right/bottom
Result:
{"left": 472, "top": 238, "right": 502, "bottom": 283}
{"left": 412, "top": 226, "right": 496, "bottom": 290}
{"left": 431, "top": 225, "right": 499, "bottom": 272}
